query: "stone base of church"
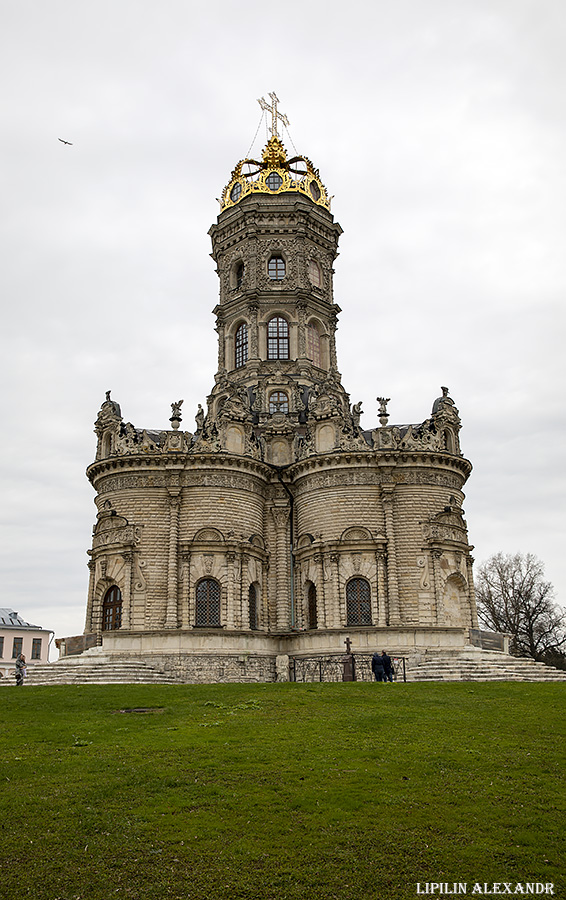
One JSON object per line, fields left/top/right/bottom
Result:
{"left": 69, "top": 625, "right": 472, "bottom": 683}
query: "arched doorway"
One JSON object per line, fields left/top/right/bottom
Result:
{"left": 102, "top": 585, "right": 122, "bottom": 630}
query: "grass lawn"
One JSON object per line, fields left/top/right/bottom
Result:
{"left": 1, "top": 682, "right": 564, "bottom": 900}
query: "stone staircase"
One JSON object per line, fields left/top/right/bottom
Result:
{"left": 4, "top": 648, "right": 565, "bottom": 686}
{"left": 3, "top": 653, "right": 178, "bottom": 686}
{"left": 405, "top": 650, "right": 566, "bottom": 682}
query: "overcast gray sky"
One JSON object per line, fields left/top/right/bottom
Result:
{"left": 1, "top": 0, "right": 565, "bottom": 648}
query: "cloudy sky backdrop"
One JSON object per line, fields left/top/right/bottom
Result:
{"left": 2, "top": 0, "right": 565, "bottom": 649}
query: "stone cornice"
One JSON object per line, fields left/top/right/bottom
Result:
{"left": 289, "top": 449, "right": 472, "bottom": 482}
{"left": 87, "top": 450, "right": 273, "bottom": 487}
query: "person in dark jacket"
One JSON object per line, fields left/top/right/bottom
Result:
{"left": 381, "top": 650, "right": 394, "bottom": 682}
{"left": 371, "top": 652, "right": 386, "bottom": 682}
{"left": 15, "top": 654, "right": 26, "bottom": 686}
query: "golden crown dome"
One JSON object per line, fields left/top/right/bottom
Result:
{"left": 220, "top": 135, "right": 330, "bottom": 212}
{"left": 221, "top": 93, "right": 330, "bottom": 212}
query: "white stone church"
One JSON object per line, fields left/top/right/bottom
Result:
{"left": 54, "top": 97, "right": 490, "bottom": 684}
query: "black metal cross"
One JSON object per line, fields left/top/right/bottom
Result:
{"left": 344, "top": 637, "right": 352, "bottom": 654}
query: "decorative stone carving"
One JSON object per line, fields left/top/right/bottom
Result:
{"left": 416, "top": 555, "right": 431, "bottom": 590}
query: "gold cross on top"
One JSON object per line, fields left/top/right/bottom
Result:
{"left": 257, "top": 92, "right": 290, "bottom": 139}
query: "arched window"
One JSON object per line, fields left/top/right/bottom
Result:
{"left": 443, "top": 428, "right": 456, "bottom": 454}
{"left": 269, "top": 391, "right": 289, "bottom": 414}
{"left": 306, "top": 324, "right": 321, "bottom": 367}
{"left": 102, "top": 433, "right": 113, "bottom": 458}
{"left": 249, "top": 584, "right": 258, "bottom": 630}
{"left": 236, "top": 262, "right": 245, "bottom": 289}
{"left": 267, "top": 316, "right": 289, "bottom": 359}
{"left": 346, "top": 578, "right": 372, "bottom": 626}
{"left": 235, "top": 323, "right": 248, "bottom": 368}
{"left": 102, "top": 585, "right": 122, "bottom": 631}
{"left": 307, "top": 583, "right": 318, "bottom": 629}
{"left": 308, "top": 259, "right": 322, "bottom": 287}
{"left": 268, "top": 255, "right": 286, "bottom": 280}
{"left": 195, "top": 579, "right": 221, "bottom": 627}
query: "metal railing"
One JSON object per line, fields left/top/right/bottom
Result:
{"left": 289, "top": 654, "right": 407, "bottom": 683}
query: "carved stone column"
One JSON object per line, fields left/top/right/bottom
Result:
{"left": 85, "top": 560, "right": 96, "bottom": 633}
{"left": 466, "top": 553, "right": 478, "bottom": 628}
{"left": 315, "top": 552, "right": 327, "bottom": 628}
{"left": 180, "top": 550, "right": 191, "bottom": 628}
{"left": 330, "top": 553, "right": 342, "bottom": 627}
{"left": 120, "top": 551, "right": 133, "bottom": 629}
{"left": 271, "top": 506, "right": 290, "bottom": 630}
{"left": 376, "top": 550, "right": 388, "bottom": 626}
{"left": 261, "top": 559, "right": 269, "bottom": 630}
{"left": 382, "top": 486, "right": 400, "bottom": 625}
{"left": 328, "top": 310, "right": 339, "bottom": 372}
{"left": 297, "top": 301, "right": 307, "bottom": 357}
{"left": 165, "top": 496, "right": 180, "bottom": 628}
{"left": 226, "top": 552, "right": 236, "bottom": 629}
{"left": 240, "top": 552, "right": 249, "bottom": 630}
{"left": 215, "top": 316, "right": 226, "bottom": 371}
{"left": 430, "top": 549, "right": 446, "bottom": 625}
{"left": 248, "top": 302, "right": 259, "bottom": 359}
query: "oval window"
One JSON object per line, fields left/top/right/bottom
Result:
{"left": 230, "top": 182, "right": 242, "bottom": 202}
{"left": 266, "top": 172, "right": 283, "bottom": 192}
{"left": 309, "top": 180, "right": 321, "bottom": 201}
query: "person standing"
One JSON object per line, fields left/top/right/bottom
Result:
{"left": 371, "top": 652, "right": 386, "bottom": 682}
{"left": 15, "top": 653, "right": 26, "bottom": 687}
{"left": 381, "top": 650, "right": 394, "bottom": 682}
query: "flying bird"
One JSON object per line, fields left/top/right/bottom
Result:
{"left": 58, "top": 138, "right": 73, "bottom": 145}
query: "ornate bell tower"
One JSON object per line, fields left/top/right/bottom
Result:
{"left": 203, "top": 95, "right": 358, "bottom": 465}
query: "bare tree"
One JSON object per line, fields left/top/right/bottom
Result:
{"left": 475, "top": 552, "right": 566, "bottom": 664}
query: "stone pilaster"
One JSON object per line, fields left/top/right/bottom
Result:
{"left": 382, "top": 485, "right": 400, "bottom": 625}
{"left": 240, "top": 552, "right": 249, "bottom": 630}
{"left": 431, "top": 549, "right": 445, "bottom": 625}
{"left": 165, "top": 495, "right": 180, "bottom": 628}
{"left": 466, "top": 553, "right": 478, "bottom": 628}
{"left": 180, "top": 550, "right": 191, "bottom": 628}
{"left": 215, "top": 316, "right": 226, "bottom": 371}
{"left": 271, "top": 506, "right": 290, "bottom": 630}
{"left": 329, "top": 310, "right": 339, "bottom": 371}
{"left": 316, "top": 552, "right": 327, "bottom": 628}
{"left": 120, "top": 551, "right": 133, "bottom": 629}
{"left": 85, "top": 560, "right": 96, "bottom": 633}
{"left": 330, "top": 552, "right": 342, "bottom": 627}
{"left": 297, "top": 301, "right": 307, "bottom": 357}
{"left": 248, "top": 302, "right": 259, "bottom": 359}
{"left": 226, "top": 552, "right": 236, "bottom": 629}
{"left": 376, "top": 550, "right": 388, "bottom": 627}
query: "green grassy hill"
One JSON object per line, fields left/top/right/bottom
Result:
{"left": 1, "top": 683, "right": 564, "bottom": 900}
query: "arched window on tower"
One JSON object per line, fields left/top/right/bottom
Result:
{"left": 195, "top": 578, "right": 221, "bottom": 627}
{"left": 268, "top": 255, "right": 286, "bottom": 280}
{"left": 307, "top": 583, "right": 318, "bottom": 629}
{"left": 346, "top": 578, "right": 372, "bottom": 626}
{"left": 308, "top": 259, "right": 322, "bottom": 287}
{"left": 267, "top": 316, "right": 289, "bottom": 360}
{"left": 269, "top": 391, "right": 289, "bottom": 414}
{"left": 249, "top": 584, "right": 258, "bottom": 630}
{"left": 306, "top": 324, "right": 321, "bottom": 367}
{"left": 102, "top": 585, "right": 122, "bottom": 631}
{"left": 235, "top": 323, "right": 248, "bottom": 369}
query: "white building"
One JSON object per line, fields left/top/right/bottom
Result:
{"left": 0, "top": 609, "right": 53, "bottom": 680}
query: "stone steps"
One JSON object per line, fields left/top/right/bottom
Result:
{"left": 3, "top": 658, "right": 179, "bottom": 686}
{"left": 405, "top": 653, "right": 566, "bottom": 682}
{"left": 4, "top": 650, "right": 565, "bottom": 686}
